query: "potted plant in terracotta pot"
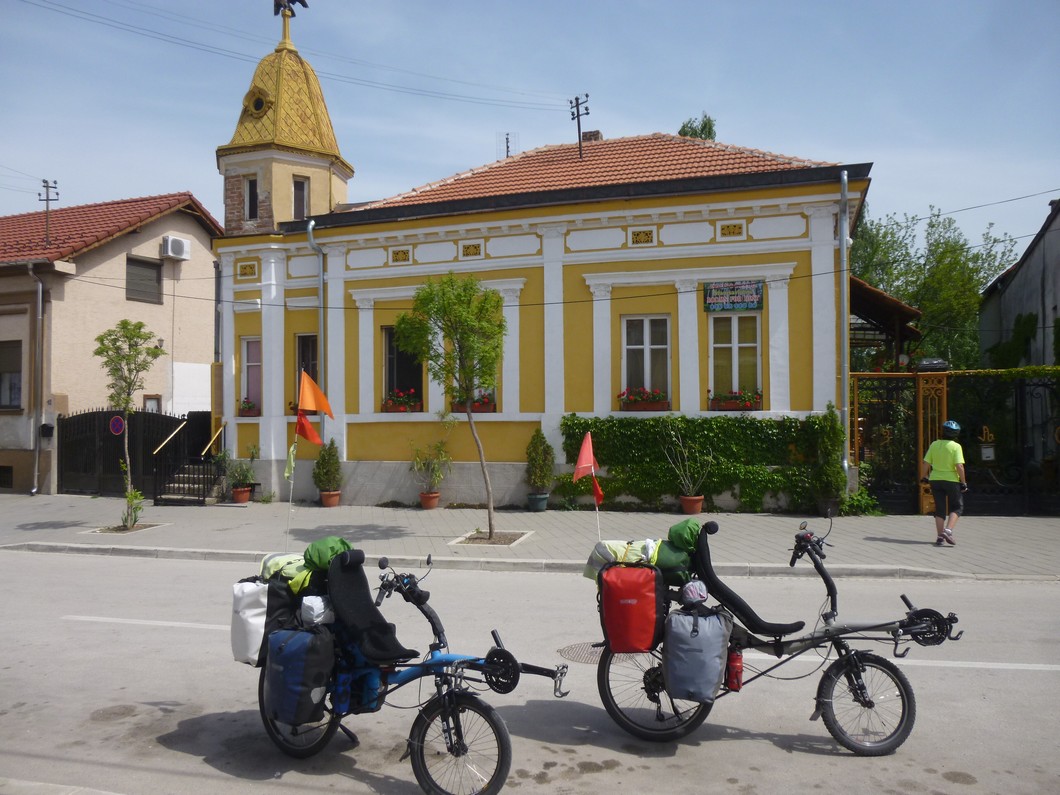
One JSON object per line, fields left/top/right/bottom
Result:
{"left": 410, "top": 439, "right": 452, "bottom": 509}
{"left": 224, "top": 449, "right": 257, "bottom": 504}
{"left": 312, "top": 438, "right": 342, "bottom": 507}
{"left": 524, "top": 428, "right": 555, "bottom": 512}
{"left": 661, "top": 417, "right": 712, "bottom": 514}
{"left": 238, "top": 396, "right": 259, "bottom": 417}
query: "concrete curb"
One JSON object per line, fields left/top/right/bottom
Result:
{"left": 6, "top": 541, "right": 1049, "bottom": 580}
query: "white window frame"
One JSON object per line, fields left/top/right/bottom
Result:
{"left": 709, "top": 313, "right": 762, "bottom": 397}
{"left": 241, "top": 337, "right": 262, "bottom": 411}
{"left": 621, "top": 315, "right": 671, "bottom": 395}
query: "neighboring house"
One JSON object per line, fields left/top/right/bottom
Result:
{"left": 214, "top": 12, "right": 874, "bottom": 506}
{"left": 0, "top": 193, "right": 223, "bottom": 494}
{"left": 980, "top": 198, "right": 1059, "bottom": 367}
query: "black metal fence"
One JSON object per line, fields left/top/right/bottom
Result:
{"left": 57, "top": 409, "right": 213, "bottom": 498}
{"left": 852, "top": 373, "right": 1059, "bottom": 515}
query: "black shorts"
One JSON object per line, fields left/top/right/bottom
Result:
{"left": 930, "top": 480, "right": 964, "bottom": 518}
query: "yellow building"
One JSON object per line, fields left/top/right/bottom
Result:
{"left": 215, "top": 12, "right": 870, "bottom": 507}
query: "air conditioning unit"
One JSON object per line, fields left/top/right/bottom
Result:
{"left": 162, "top": 236, "right": 192, "bottom": 261}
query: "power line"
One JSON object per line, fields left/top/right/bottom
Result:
{"left": 18, "top": 0, "right": 567, "bottom": 112}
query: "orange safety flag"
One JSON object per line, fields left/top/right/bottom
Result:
{"left": 295, "top": 410, "right": 323, "bottom": 446}
{"left": 572, "top": 432, "right": 599, "bottom": 481}
{"left": 298, "top": 371, "right": 334, "bottom": 418}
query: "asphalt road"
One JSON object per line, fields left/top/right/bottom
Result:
{"left": 0, "top": 552, "right": 1057, "bottom": 794}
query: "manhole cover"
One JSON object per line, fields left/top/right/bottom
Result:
{"left": 558, "top": 642, "right": 603, "bottom": 665}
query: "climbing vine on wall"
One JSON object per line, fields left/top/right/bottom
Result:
{"left": 558, "top": 412, "right": 841, "bottom": 513}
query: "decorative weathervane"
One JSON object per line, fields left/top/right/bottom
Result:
{"left": 273, "top": 0, "right": 308, "bottom": 16}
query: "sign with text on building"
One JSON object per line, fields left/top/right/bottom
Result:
{"left": 703, "top": 280, "right": 764, "bottom": 312}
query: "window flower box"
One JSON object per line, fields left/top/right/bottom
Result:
{"left": 617, "top": 387, "right": 669, "bottom": 412}
{"left": 620, "top": 400, "right": 671, "bottom": 412}
{"left": 382, "top": 402, "right": 422, "bottom": 413}
{"left": 451, "top": 392, "right": 496, "bottom": 413}
{"left": 382, "top": 389, "right": 422, "bottom": 413}
{"left": 709, "top": 389, "right": 762, "bottom": 412}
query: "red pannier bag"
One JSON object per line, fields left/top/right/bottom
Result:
{"left": 598, "top": 563, "right": 666, "bottom": 653}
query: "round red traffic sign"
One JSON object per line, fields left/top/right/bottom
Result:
{"left": 109, "top": 415, "right": 125, "bottom": 435}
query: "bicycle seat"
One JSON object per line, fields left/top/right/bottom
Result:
{"left": 692, "top": 522, "right": 805, "bottom": 638}
{"left": 327, "top": 550, "right": 419, "bottom": 664}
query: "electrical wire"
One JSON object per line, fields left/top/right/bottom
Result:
{"left": 16, "top": 0, "right": 567, "bottom": 112}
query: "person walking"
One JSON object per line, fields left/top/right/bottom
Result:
{"left": 921, "top": 420, "right": 967, "bottom": 546}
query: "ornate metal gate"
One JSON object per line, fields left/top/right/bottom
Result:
{"left": 852, "top": 372, "right": 1059, "bottom": 516}
{"left": 57, "top": 409, "right": 187, "bottom": 496}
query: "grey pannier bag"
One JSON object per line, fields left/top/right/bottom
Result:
{"left": 662, "top": 605, "right": 733, "bottom": 703}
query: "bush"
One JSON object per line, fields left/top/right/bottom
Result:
{"left": 312, "top": 439, "right": 342, "bottom": 492}
{"left": 525, "top": 429, "right": 556, "bottom": 493}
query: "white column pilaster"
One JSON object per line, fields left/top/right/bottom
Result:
{"left": 767, "top": 276, "right": 791, "bottom": 412}
{"left": 590, "top": 283, "right": 612, "bottom": 413}
{"left": 260, "top": 248, "right": 286, "bottom": 460}
{"left": 541, "top": 225, "right": 566, "bottom": 415}
{"left": 675, "top": 278, "right": 699, "bottom": 412}
{"left": 807, "top": 205, "right": 839, "bottom": 411}
{"left": 220, "top": 253, "right": 236, "bottom": 437}
{"left": 354, "top": 297, "right": 374, "bottom": 417}
{"left": 324, "top": 244, "right": 346, "bottom": 455}
{"left": 499, "top": 286, "right": 521, "bottom": 414}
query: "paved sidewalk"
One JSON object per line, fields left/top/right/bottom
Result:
{"left": 0, "top": 493, "right": 1056, "bottom": 581}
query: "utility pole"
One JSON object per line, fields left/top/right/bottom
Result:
{"left": 38, "top": 179, "right": 59, "bottom": 245}
{"left": 569, "top": 94, "right": 590, "bottom": 158}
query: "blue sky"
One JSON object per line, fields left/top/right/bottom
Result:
{"left": 2, "top": 0, "right": 1058, "bottom": 256}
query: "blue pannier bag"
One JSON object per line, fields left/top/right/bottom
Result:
{"left": 262, "top": 627, "right": 335, "bottom": 725}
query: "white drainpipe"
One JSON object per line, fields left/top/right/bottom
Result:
{"left": 28, "top": 263, "right": 44, "bottom": 495}
{"left": 839, "top": 171, "right": 851, "bottom": 478}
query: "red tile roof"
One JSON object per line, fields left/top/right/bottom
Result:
{"left": 0, "top": 192, "right": 223, "bottom": 265}
{"left": 364, "top": 133, "right": 836, "bottom": 210}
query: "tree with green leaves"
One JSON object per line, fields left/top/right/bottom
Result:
{"left": 93, "top": 319, "right": 166, "bottom": 530}
{"left": 850, "top": 208, "right": 1015, "bottom": 370}
{"left": 678, "top": 111, "right": 717, "bottom": 141}
{"left": 395, "top": 273, "right": 507, "bottom": 538}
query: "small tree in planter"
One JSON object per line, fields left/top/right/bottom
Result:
{"left": 312, "top": 439, "right": 342, "bottom": 507}
{"left": 525, "top": 429, "right": 556, "bottom": 511}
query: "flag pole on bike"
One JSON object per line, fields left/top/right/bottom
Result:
{"left": 283, "top": 370, "right": 334, "bottom": 552}
{"left": 572, "top": 431, "right": 604, "bottom": 541}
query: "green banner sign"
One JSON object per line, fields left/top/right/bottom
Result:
{"left": 703, "top": 280, "right": 764, "bottom": 312}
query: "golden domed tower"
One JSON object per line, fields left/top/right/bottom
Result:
{"left": 216, "top": 7, "right": 353, "bottom": 235}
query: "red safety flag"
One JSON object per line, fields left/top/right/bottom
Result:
{"left": 591, "top": 475, "right": 604, "bottom": 507}
{"left": 298, "top": 371, "right": 334, "bottom": 418}
{"left": 572, "top": 432, "right": 599, "bottom": 481}
{"left": 295, "top": 410, "right": 323, "bottom": 446}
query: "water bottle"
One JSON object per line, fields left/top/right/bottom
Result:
{"left": 725, "top": 648, "right": 743, "bottom": 691}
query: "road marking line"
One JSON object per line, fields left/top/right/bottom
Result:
{"left": 64, "top": 615, "right": 227, "bottom": 630}
{"left": 745, "top": 651, "right": 1060, "bottom": 672}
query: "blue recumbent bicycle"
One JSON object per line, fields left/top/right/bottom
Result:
{"left": 258, "top": 549, "right": 568, "bottom": 795}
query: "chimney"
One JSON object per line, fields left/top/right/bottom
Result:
{"left": 581, "top": 130, "right": 603, "bottom": 142}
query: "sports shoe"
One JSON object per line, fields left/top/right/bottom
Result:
{"left": 934, "top": 537, "right": 945, "bottom": 547}
{"left": 943, "top": 529, "right": 956, "bottom": 546}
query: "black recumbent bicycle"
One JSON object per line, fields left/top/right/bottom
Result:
{"left": 597, "top": 519, "right": 963, "bottom": 755}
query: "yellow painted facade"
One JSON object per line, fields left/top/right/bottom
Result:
{"left": 214, "top": 13, "right": 869, "bottom": 507}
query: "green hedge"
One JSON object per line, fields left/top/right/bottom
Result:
{"left": 558, "top": 411, "right": 843, "bottom": 513}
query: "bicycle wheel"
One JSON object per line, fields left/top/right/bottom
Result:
{"left": 257, "top": 666, "right": 340, "bottom": 758}
{"left": 816, "top": 652, "right": 916, "bottom": 756}
{"left": 597, "top": 647, "right": 711, "bottom": 742}
{"left": 408, "top": 692, "right": 512, "bottom": 795}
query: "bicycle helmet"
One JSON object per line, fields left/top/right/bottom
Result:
{"left": 942, "top": 420, "right": 961, "bottom": 439}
